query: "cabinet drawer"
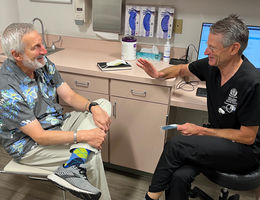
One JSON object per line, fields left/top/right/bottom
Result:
{"left": 111, "top": 80, "right": 170, "bottom": 104}
{"left": 60, "top": 72, "right": 109, "bottom": 94}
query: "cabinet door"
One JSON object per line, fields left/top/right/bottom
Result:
{"left": 110, "top": 96, "right": 168, "bottom": 173}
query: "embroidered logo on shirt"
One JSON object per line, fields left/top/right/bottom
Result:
{"left": 218, "top": 88, "right": 238, "bottom": 114}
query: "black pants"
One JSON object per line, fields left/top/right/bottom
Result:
{"left": 148, "top": 134, "right": 258, "bottom": 200}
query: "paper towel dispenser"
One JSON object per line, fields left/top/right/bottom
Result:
{"left": 92, "top": 0, "right": 123, "bottom": 33}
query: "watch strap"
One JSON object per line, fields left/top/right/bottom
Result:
{"left": 88, "top": 102, "right": 99, "bottom": 113}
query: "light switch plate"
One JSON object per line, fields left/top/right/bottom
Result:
{"left": 174, "top": 19, "right": 183, "bottom": 34}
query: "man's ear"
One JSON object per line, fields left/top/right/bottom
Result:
{"left": 230, "top": 42, "right": 241, "bottom": 56}
{"left": 11, "top": 50, "right": 23, "bottom": 62}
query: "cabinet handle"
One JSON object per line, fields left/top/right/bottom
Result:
{"left": 75, "top": 80, "right": 90, "bottom": 88}
{"left": 130, "top": 89, "right": 147, "bottom": 97}
{"left": 113, "top": 102, "right": 117, "bottom": 119}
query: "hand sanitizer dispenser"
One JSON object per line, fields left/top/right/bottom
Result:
{"left": 73, "top": 0, "right": 85, "bottom": 25}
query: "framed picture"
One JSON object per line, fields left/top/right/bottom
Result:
{"left": 30, "top": 0, "right": 72, "bottom": 4}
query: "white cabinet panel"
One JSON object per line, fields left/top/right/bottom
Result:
{"left": 110, "top": 96, "right": 168, "bottom": 173}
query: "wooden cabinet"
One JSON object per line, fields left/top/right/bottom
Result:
{"left": 59, "top": 72, "right": 110, "bottom": 162}
{"left": 59, "top": 72, "right": 172, "bottom": 172}
{"left": 110, "top": 80, "right": 171, "bottom": 173}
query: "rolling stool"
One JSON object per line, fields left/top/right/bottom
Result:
{"left": 190, "top": 165, "right": 260, "bottom": 200}
{"left": 0, "top": 159, "right": 67, "bottom": 200}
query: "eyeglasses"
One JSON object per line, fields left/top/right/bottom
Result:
{"left": 206, "top": 43, "right": 232, "bottom": 53}
{"left": 207, "top": 45, "right": 218, "bottom": 53}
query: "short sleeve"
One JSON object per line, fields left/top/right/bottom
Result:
{"left": 188, "top": 57, "right": 210, "bottom": 81}
{"left": 0, "top": 87, "right": 36, "bottom": 129}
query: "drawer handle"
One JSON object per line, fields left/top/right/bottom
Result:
{"left": 113, "top": 102, "right": 117, "bottom": 119}
{"left": 130, "top": 89, "right": 147, "bottom": 97}
{"left": 75, "top": 80, "right": 90, "bottom": 88}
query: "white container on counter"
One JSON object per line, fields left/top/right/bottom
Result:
{"left": 121, "top": 36, "right": 137, "bottom": 60}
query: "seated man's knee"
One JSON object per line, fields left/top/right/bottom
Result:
{"left": 171, "top": 165, "right": 199, "bottom": 185}
{"left": 95, "top": 98, "right": 111, "bottom": 107}
{"left": 95, "top": 98, "right": 109, "bottom": 104}
{"left": 165, "top": 134, "right": 183, "bottom": 150}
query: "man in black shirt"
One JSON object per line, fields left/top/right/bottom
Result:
{"left": 137, "top": 14, "right": 260, "bottom": 200}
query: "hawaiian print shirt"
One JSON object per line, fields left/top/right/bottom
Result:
{"left": 0, "top": 57, "right": 66, "bottom": 160}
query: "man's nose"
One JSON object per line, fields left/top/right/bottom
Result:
{"left": 40, "top": 45, "right": 47, "bottom": 55}
{"left": 204, "top": 47, "right": 210, "bottom": 55}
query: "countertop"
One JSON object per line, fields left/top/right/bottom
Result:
{"left": 0, "top": 37, "right": 207, "bottom": 111}
{"left": 0, "top": 38, "right": 174, "bottom": 87}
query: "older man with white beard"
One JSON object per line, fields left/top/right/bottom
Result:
{"left": 0, "top": 23, "right": 111, "bottom": 200}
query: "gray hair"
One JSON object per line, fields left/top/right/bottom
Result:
{"left": 210, "top": 14, "right": 249, "bottom": 55}
{"left": 1, "top": 23, "right": 34, "bottom": 61}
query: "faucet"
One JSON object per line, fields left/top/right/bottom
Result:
{"left": 51, "top": 36, "right": 62, "bottom": 51}
{"left": 32, "top": 17, "right": 47, "bottom": 49}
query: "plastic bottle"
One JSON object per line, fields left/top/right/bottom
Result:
{"left": 163, "top": 39, "right": 171, "bottom": 63}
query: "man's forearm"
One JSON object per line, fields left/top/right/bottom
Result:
{"left": 57, "top": 82, "right": 90, "bottom": 112}
{"left": 159, "top": 64, "right": 190, "bottom": 79}
{"left": 199, "top": 126, "right": 258, "bottom": 145}
{"left": 67, "top": 91, "right": 91, "bottom": 112}
{"left": 35, "top": 130, "right": 76, "bottom": 145}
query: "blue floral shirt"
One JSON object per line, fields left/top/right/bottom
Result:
{"left": 0, "top": 57, "right": 66, "bottom": 160}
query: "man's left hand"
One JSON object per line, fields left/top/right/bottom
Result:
{"left": 177, "top": 123, "right": 202, "bottom": 136}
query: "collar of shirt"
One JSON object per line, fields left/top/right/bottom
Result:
{"left": 2, "top": 58, "right": 49, "bottom": 86}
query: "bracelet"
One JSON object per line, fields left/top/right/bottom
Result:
{"left": 73, "top": 131, "right": 78, "bottom": 144}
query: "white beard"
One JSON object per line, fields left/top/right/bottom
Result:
{"left": 22, "top": 54, "right": 45, "bottom": 70}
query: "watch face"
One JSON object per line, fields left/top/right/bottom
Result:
{"left": 91, "top": 102, "right": 99, "bottom": 106}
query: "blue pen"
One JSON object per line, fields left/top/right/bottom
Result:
{"left": 161, "top": 124, "right": 178, "bottom": 130}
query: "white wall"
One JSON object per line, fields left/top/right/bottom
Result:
{"left": 126, "top": 0, "right": 260, "bottom": 48}
{"left": 17, "top": 0, "right": 95, "bottom": 38}
{"left": 0, "top": 0, "right": 19, "bottom": 34}
{"left": 1, "top": 0, "right": 260, "bottom": 55}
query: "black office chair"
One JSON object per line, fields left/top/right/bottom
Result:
{"left": 189, "top": 165, "right": 260, "bottom": 200}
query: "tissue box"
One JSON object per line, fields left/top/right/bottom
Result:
{"left": 136, "top": 51, "right": 162, "bottom": 61}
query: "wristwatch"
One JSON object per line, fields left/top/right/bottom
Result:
{"left": 88, "top": 102, "right": 99, "bottom": 113}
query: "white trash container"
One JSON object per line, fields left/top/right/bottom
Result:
{"left": 121, "top": 36, "right": 137, "bottom": 60}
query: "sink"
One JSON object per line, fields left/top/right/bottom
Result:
{"left": 46, "top": 47, "right": 64, "bottom": 56}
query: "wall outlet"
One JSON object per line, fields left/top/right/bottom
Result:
{"left": 174, "top": 19, "right": 183, "bottom": 34}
